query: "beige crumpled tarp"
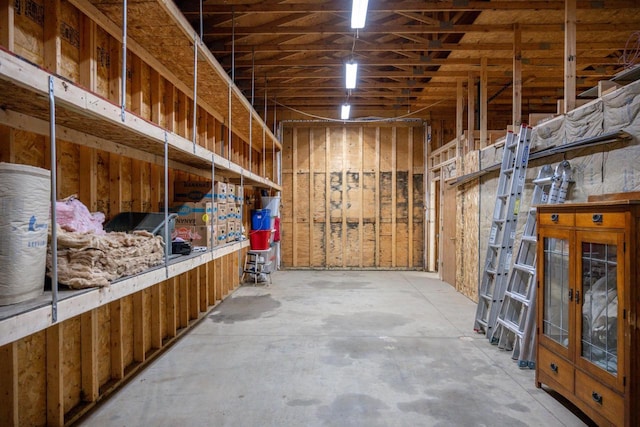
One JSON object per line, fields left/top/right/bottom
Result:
{"left": 46, "top": 226, "right": 164, "bottom": 289}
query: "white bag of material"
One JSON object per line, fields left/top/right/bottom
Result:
{"left": 0, "top": 163, "right": 51, "bottom": 305}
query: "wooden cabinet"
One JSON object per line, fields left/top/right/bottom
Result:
{"left": 536, "top": 201, "right": 639, "bottom": 427}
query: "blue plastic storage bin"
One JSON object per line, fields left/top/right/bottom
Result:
{"left": 251, "top": 209, "right": 271, "bottom": 230}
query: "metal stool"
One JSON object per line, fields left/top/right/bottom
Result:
{"left": 242, "top": 249, "right": 273, "bottom": 285}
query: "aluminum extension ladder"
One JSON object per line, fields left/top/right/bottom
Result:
{"left": 474, "top": 124, "right": 531, "bottom": 337}
{"left": 491, "top": 160, "right": 573, "bottom": 368}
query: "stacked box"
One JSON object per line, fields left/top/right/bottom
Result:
{"left": 174, "top": 180, "right": 212, "bottom": 202}
{"left": 217, "top": 224, "right": 227, "bottom": 244}
{"left": 213, "top": 181, "right": 227, "bottom": 203}
{"left": 170, "top": 201, "right": 213, "bottom": 248}
{"left": 236, "top": 185, "right": 244, "bottom": 203}
{"left": 217, "top": 203, "right": 228, "bottom": 225}
{"left": 227, "top": 221, "right": 236, "bottom": 243}
{"left": 227, "top": 183, "right": 236, "bottom": 203}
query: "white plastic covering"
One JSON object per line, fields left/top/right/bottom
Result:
{"left": 0, "top": 163, "right": 51, "bottom": 305}
{"left": 565, "top": 99, "right": 604, "bottom": 142}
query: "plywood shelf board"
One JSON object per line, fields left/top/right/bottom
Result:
{"left": 72, "top": 0, "right": 280, "bottom": 153}
{"left": 0, "top": 48, "right": 280, "bottom": 189}
{"left": 0, "top": 240, "right": 248, "bottom": 348}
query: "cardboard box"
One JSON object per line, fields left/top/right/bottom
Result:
{"left": 171, "top": 202, "right": 212, "bottom": 227}
{"left": 227, "top": 221, "right": 236, "bottom": 242}
{"left": 236, "top": 185, "right": 244, "bottom": 203}
{"left": 227, "top": 183, "right": 236, "bottom": 202}
{"left": 217, "top": 224, "right": 227, "bottom": 244}
{"left": 213, "top": 181, "right": 227, "bottom": 202}
{"left": 173, "top": 225, "right": 212, "bottom": 248}
{"left": 174, "top": 181, "right": 212, "bottom": 202}
{"left": 217, "top": 203, "right": 228, "bottom": 224}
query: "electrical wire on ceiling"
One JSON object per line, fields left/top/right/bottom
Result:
{"left": 620, "top": 31, "right": 640, "bottom": 68}
{"left": 273, "top": 98, "right": 447, "bottom": 123}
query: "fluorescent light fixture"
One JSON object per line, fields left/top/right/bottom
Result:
{"left": 345, "top": 62, "right": 358, "bottom": 89}
{"left": 341, "top": 104, "right": 351, "bottom": 120}
{"left": 351, "top": 0, "right": 369, "bottom": 29}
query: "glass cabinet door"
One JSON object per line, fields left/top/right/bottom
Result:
{"left": 576, "top": 231, "right": 625, "bottom": 392}
{"left": 539, "top": 229, "right": 573, "bottom": 358}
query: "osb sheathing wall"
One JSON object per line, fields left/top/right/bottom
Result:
{"left": 281, "top": 122, "right": 426, "bottom": 269}
{"left": 456, "top": 150, "right": 480, "bottom": 300}
{"left": 458, "top": 137, "right": 640, "bottom": 303}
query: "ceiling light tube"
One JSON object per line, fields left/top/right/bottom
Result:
{"left": 341, "top": 104, "right": 351, "bottom": 120}
{"left": 345, "top": 62, "right": 358, "bottom": 89}
{"left": 351, "top": 0, "right": 369, "bottom": 29}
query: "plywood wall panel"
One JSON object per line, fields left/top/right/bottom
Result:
{"left": 62, "top": 317, "right": 81, "bottom": 414}
{"left": 329, "top": 172, "right": 342, "bottom": 221}
{"left": 345, "top": 221, "right": 360, "bottom": 267}
{"left": 396, "top": 222, "right": 409, "bottom": 267}
{"left": 12, "top": 130, "right": 46, "bottom": 168}
{"left": 122, "top": 296, "right": 134, "bottom": 369}
{"left": 282, "top": 122, "right": 425, "bottom": 269}
{"left": 14, "top": 0, "right": 45, "bottom": 67}
{"left": 345, "top": 172, "right": 360, "bottom": 222}
{"left": 58, "top": 139, "right": 79, "bottom": 199}
{"left": 311, "top": 222, "right": 326, "bottom": 266}
{"left": 17, "top": 332, "right": 46, "bottom": 426}
{"left": 94, "top": 26, "right": 110, "bottom": 99}
{"left": 327, "top": 222, "right": 343, "bottom": 267}
{"left": 96, "top": 149, "right": 110, "bottom": 216}
{"left": 97, "top": 305, "right": 111, "bottom": 387}
{"left": 60, "top": 0, "right": 80, "bottom": 83}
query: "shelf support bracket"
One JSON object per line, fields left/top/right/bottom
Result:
{"left": 48, "top": 76, "right": 58, "bottom": 323}
{"left": 120, "top": 0, "right": 127, "bottom": 122}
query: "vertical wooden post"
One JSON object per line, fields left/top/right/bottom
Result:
{"left": 179, "top": 273, "right": 189, "bottom": 328}
{"left": 189, "top": 268, "right": 200, "bottom": 320}
{"left": 324, "top": 128, "right": 331, "bottom": 266}
{"left": 208, "top": 260, "right": 215, "bottom": 305}
{"left": 215, "top": 257, "right": 223, "bottom": 302}
{"left": 456, "top": 79, "right": 464, "bottom": 152}
{"left": 467, "top": 72, "right": 476, "bottom": 150}
{"left": 199, "top": 264, "right": 209, "bottom": 312}
{"left": 81, "top": 310, "right": 99, "bottom": 402}
{"left": 150, "top": 70, "right": 162, "bottom": 127}
{"left": 43, "top": 0, "right": 61, "bottom": 74}
{"left": 309, "top": 128, "right": 315, "bottom": 266}
{"left": 0, "top": 342, "right": 19, "bottom": 426}
{"left": 564, "top": 0, "right": 576, "bottom": 113}
{"left": 110, "top": 300, "right": 124, "bottom": 380}
{"left": 408, "top": 127, "right": 414, "bottom": 268}
{"left": 133, "top": 291, "right": 146, "bottom": 362}
{"left": 292, "top": 129, "right": 298, "bottom": 267}
{"left": 46, "top": 324, "right": 64, "bottom": 426}
{"left": 0, "top": 126, "right": 15, "bottom": 163}
{"left": 341, "top": 128, "right": 347, "bottom": 268}
{"left": 0, "top": 0, "right": 15, "bottom": 51}
{"left": 391, "top": 127, "right": 397, "bottom": 267}
{"left": 166, "top": 278, "right": 178, "bottom": 338}
{"left": 358, "top": 126, "right": 364, "bottom": 267}
{"left": 79, "top": 15, "right": 96, "bottom": 91}
{"left": 480, "top": 57, "right": 488, "bottom": 149}
{"left": 150, "top": 282, "right": 163, "bottom": 349}
{"left": 374, "top": 127, "right": 380, "bottom": 267}
{"left": 512, "top": 23, "right": 522, "bottom": 127}
{"left": 109, "top": 153, "right": 122, "bottom": 217}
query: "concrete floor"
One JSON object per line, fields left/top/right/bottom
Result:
{"left": 79, "top": 270, "right": 590, "bottom": 427}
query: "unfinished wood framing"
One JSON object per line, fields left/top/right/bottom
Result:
{"left": 0, "top": 1, "right": 279, "bottom": 425}
{"left": 282, "top": 121, "right": 425, "bottom": 269}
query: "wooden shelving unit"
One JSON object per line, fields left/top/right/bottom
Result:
{"left": 0, "top": 0, "right": 280, "bottom": 424}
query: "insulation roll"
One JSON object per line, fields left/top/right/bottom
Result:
{"left": 0, "top": 162, "right": 51, "bottom": 305}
